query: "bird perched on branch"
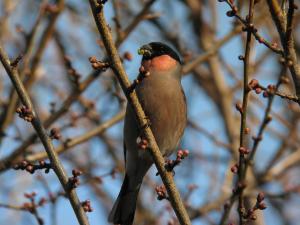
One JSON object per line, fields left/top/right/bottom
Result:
{"left": 108, "top": 42, "right": 187, "bottom": 225}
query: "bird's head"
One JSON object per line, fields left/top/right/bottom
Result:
{"left": 138, "top": 42, "right": 182, "bottom": 73}
{"left": 138, "top": 42, "right": 181, "bottom": 64}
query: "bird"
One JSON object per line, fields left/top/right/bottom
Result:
{"left": 108, "top": 42, "right": 187, "bottom": 225}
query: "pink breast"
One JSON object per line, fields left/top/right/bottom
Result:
{"left": 142, "top": 55, "right": 177, "bottom": 71}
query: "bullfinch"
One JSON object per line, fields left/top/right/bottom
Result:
{"left": 108, "top": 42, "right": 187, "bottom": 225}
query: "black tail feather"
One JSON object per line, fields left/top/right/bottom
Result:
{"left": 108, "top": 175, "right": 141, "bottom": 225}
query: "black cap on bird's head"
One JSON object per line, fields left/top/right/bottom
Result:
{"left": 138, "top": 42, "right": 182, "bottom": 64}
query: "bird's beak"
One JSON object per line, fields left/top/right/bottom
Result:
{"left": 138, "top": 45, "right": 152, "bottom": 57}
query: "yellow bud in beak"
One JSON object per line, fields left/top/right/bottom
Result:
{"left": 137, "top": 48, "right": 144, "bottom": 55}
{"left": 138, "top": 47, "right": 152, "bottom": 57}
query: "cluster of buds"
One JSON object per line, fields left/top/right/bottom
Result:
{"left": 64, "top": 55, "right": 81, "bottom": 86}
{"left": 248, "top": 79, "right": 260, "bottom": 93}
{"left": 81, "top": 200, "right": 93, "bottom": 212}
{"left": 14, "top": 160, "right": 52, "bottom": 174}
{"left": 239, "top": 146, "right": 250, "bottom": 155}
{"left": 244, "top": 192, "right": 267, "bottom": 221}
{"left": 68, "top": 169, "right": 83, "bottom": 189}
{"left": 16, "top": 106, "right": 34, "bottom": 122}
{"left": 155, "top": 185, "right": 168, "bottom": 201}
{"left": 248, "top": 79, "right": 277, "bottom": 98}
{"left": 165, "top": 149, "right": 189, "bottom": 172}
{"left": 49, "top": 127, "right": 61, "bottom": 140}
{"left": 23, "top": 192, "right": 46, "bottom": 212}
{"left": 127, "top": 66, "right": 151, "bottom": 94}
{"left": 22, "top": 192, "right": 45, "bottom": 224}
{"left": 89, "top": 56, "right": 110, "bottom": 71}
{"left": 136, "top": 136, "right": 148, "bottom": 150}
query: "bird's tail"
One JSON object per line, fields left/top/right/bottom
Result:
{"left": 108, "top": 174, "right": 141, "bottom": 225}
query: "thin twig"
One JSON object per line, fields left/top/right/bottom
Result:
{"left": 26, "top": 110, "right": 125, "bottom": 162}
{"left": 218, "top": 1, "right": 256, "bottom": 224}
{"left": 223, "top": 0, "right": 284, "bottom": 55}
{"left": 237, "top": 1, "right": 255, "bottom": 223}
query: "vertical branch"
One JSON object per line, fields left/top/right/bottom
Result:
{"left": 88, "top": 1, "right": 191, "bottom": 224}
{"left": 239, "top": 0, "right": 254, "bottom": 210}
{"left": 237, "top": 0, "right": 255, "bottom": 224}
{"left": 218, "top": 1, "right": 256, "bottom": 224}
{"left": 0, "top": 46, "right": 89, "bottom": 225}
